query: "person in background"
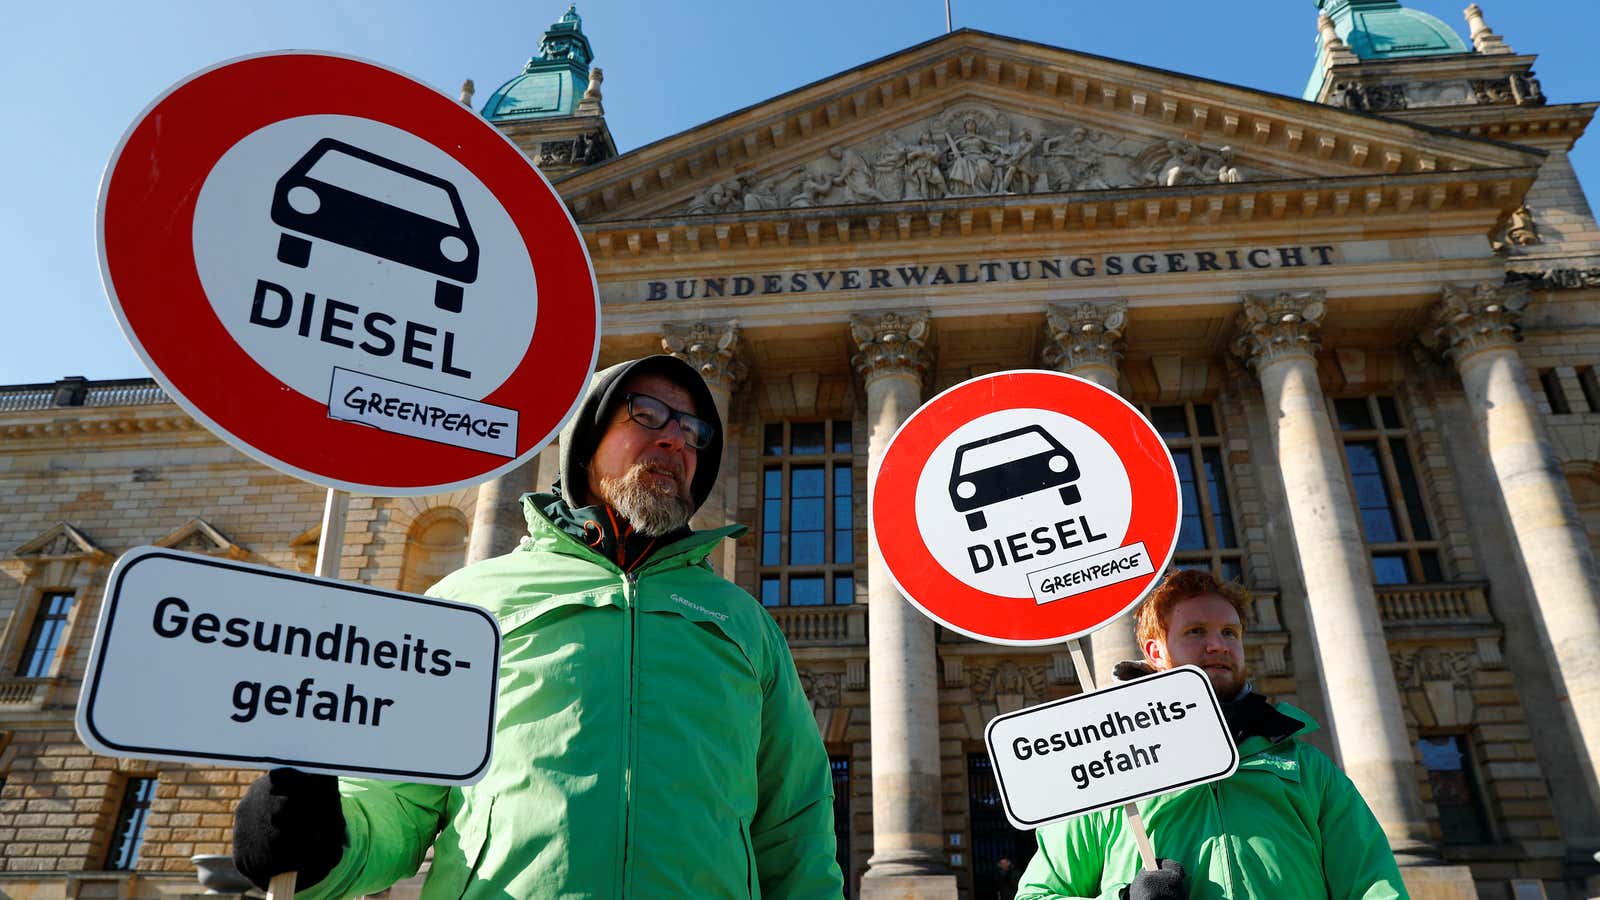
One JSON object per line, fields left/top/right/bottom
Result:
{"left": 1017, "top": 569, "right": 1407, "bottom": 900}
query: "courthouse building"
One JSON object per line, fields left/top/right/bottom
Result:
{"left": 5, "top": 2, "right": 1600, "bottom": 898}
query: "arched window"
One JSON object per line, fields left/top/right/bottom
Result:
{"left": 399, "top": 508, "right": 469, "bottom": 594}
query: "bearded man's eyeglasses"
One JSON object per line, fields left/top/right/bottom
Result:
{"left": 620, "top": 393, "right": 715, "bottom": 450}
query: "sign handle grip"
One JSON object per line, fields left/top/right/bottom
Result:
{"left": 1065, "top": 639, "right": 1158, "bottom": 871}
{"left": 1123, "top": 802, "right": 1158, "bottom": 870}
{"left": 262, "top": 489, "right": 341, "bottom": 900}
{"left": 267, "top": 871, "right": 297, "bottom": 900}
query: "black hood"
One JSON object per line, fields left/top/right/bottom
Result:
{"left": 556, "top": 355, "right": 723, "bottom": 516}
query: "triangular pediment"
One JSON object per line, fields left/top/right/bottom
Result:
{"left": 154, "top": 519, "right": 248, "bottom": 559}
{"left": 557, "top": 30, "right": 1540, "bottom": 223}
{"left": 14, "top": 523, "right": 109, "bottom": 564}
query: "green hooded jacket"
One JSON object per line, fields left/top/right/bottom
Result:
{"left": 298, "top": 494, "right": 844, "bottom": 899}
{"left": 1016, "top": 703, "right": 1408, "bottom": 900}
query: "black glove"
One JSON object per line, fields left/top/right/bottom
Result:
{"left": 1119, "top": 858, "right": 1187, "bottom": 900}
{"left": 232, "top": 768, "right": 347, "bottom": 891}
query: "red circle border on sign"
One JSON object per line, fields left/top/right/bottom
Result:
{"left": 98, "top": 52, "right": 598, "bottom": 495}
{"left": 870, "top": 370, "right": 1181, "bottom": 645}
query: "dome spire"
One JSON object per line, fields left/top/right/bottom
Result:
{"left": 481, "top": 5, "right": 597, "bottom": 123}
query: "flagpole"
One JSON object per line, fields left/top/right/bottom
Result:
{"left": 945, "top": 0, "right": 952, "bottom": 33}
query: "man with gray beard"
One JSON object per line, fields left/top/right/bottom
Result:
{"left": 232, "top": 355, "right": 844, "bottom": 898}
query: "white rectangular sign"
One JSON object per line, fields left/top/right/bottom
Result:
{"left": 76, "top": 547, "right": 501, "bottom": 784}
{"left": 1027, "top": 541, "right": 1155, "bottom": 605}
{"left": 327, "top": 366, "right": 519, "bottom": 458}
{"left": 983, "top": 666, "right": 1237, "bottom": 829}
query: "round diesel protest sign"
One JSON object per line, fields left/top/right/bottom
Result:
{"left": 872, "top": 370, "right": 1181, "bottom": 645}
{"left": 98, "top": 52, "right": 599, "bottom": 496}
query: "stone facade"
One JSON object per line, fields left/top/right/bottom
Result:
{"left": 5, "top": 14, "right": 1600, "bottom": 900}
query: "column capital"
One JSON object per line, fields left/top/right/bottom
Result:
{"left": 1042, "top": 300, "right": 1127, "bottom": 373}
{"left": 1430, "top": 282, "right": 1529, "bottom": 365}
{"left": 661, "top": 319, "right": 748, "bottom": 394}
{"left": 851, "top": 310, "right": 932, "bottom": 381}
{"left": 1233, "top": 290, "right": 1327, "bottom": 372}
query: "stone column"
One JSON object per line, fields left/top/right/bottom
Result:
{"left": 853, "top": 311, "right": 955, "bottom": 899}
{"left": 1234, "top": 291, "right": 1435, "bottom": 861}
{"left": 466, "top": 456, "right": 545, "bottom": 564}
{"left": 664, "top": 320, "right": 749, "bottom": 577}
{"left": 1042, "top": 300, "right": 1138, "bottom": 688}
{"left": 1431, "top": 282, "right": 1600, "bottom": 802}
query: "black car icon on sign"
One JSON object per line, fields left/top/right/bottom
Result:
{"left": 949, "top": 425, "right": 1082, "bottom": 531}
{"left": 270, "top": 138, "right": 479, "bottom": 313}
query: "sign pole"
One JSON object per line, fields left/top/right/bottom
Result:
{"left": 315, "top": 488, "right": 349, "bottom": 579}
{"left": 267, "top": 872, "right": 297, "bottom": 900}
{"left": 265, "top": 488, "right": 347, "bottom": 899}
{"left": 1064, "top": 637, "right": 1158, "bottom": 872}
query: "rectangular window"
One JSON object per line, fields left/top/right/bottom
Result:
{"left": 1142, "top": 403, "right": 1244, "bottom": 579}
{"left": 967, "top": 753, "right": 1036, "bottom": 900}
{"left": 104, "top": 777, "right": 157, "bottom": 870}
{"left": 1578, "top": 367, "right": 1600, "bottom": 414}
{"left": 1418, "top": 734, "right": 1492, "bottom": 845}
{"left": 16, "top": 591, "right": 74, "bottom": 678}
{"left": 1539, "top": 369, "right": 1571, "bottom": 415}
{"left": 830, "top": 756, "right": 851, "bottom": 884}
{"left": 759, "top": 420, "right": 857, "bottom": 605}
{"left": 1333, "top": 396, "right": 1444, "bottom": 585}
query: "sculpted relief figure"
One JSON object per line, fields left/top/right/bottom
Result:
{"left": 994, "top": 130, "right": 1040, "bottom": 195}
{"left": 1135, "top": 139, "right": 1243, "bottom": 187}
{"left": 741, "top": 174, "right": 782, "bottom": 211}
{"left": 686, "top": 177, "right": 743, "bottom": 215}
{"left": 943, "top": 115, "right": 999, "bottom": 196}
{"left": 829, "top": 145, "right": 889, "bottom": 203}
{"left": 1493, "top": 204, "right": 1541, "bottom": 253}
{"left": 902, "top": 132, "right": 948, "bottom": 200}
{"left": 787, "top": 167, "right": 837, "bottom": 208}
{"left": 872, "top": 137, "right": 909, "bottom": 202}
{"left": 1042, "top": 127, "right": 1117, "bottom": 190}
{"left": 1215, "top": 146, "right": 1242, "bottom": 184}
{"left": 677, "top": 104, "right": 1254, "bottom": 213}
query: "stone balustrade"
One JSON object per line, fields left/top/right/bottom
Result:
{"left": 1375, "top": 583, "right": 1492, "bottom": 624}
{"left": 0, "top": 677, "right": 55, "bottom": 706}
{"left": 83, "top": 382, "right": 170, "bottom": 407}
{"left": 0, "top": 378, "right": 169, "bottom": 412}
{"left": 768, "top": 604, "right": 867, "bottom": 646}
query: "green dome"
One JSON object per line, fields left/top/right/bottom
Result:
{"left": 1319, "top": 0, "right": 1471, "bottom": 59}
{"left": 1305, "top": 1, "right": 1472, "bottom": 99}
{"left": 481, "top": 5, "right": 594, "bottom": 123}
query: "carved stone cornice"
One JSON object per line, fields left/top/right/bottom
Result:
{"left": 850, "top": 311, "right": 932, "bottom": 381}
{"left": 1506, "top": 266, "right": 1600, "bottom": 291}
{"left": 661, "top": 319, "right": 749, "bottom": 394}
{"left": 1430, "top": 282, "right": 1529, "bottom": 365}
{"left": 0, "top": 414, "right": 200, "bottom": 443}
{"left": 556, "top": 32, "right": 1541, "bottom": 224}
{"left": 1041, "top": 300, "right": 1126, "bottom": 373}
{"left": 1232, "top": 290, "right": 1326, "bottom": 372}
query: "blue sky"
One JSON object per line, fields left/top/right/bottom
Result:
{"left": 4, "top": 1, "right": 1594, "bottom": 386}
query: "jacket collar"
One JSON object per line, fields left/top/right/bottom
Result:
{"left": 1236, "top": 701, "right": 1318, "bottom": 758}
{"left": 520, "top": 491, "right": 745, "bottom": 574}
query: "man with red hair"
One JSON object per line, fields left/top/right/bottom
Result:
{"left": 1017, "top": 569, "right": 1406, "bottom": 900}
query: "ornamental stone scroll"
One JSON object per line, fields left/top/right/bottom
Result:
{"left": 1042, "top": 300, "right": 1127, "bottom": 373}
{"left": 1429, "top": 282, "right": 1529, "bottom": 364}
{"left": 850, "top": 311, "right": 933, "bottom": 381}
{"left": 1232, "top": 290, "right": 1327, "bottom": 372}
{"left": 661, "top": 319, "right": 749, "bottom": 395}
